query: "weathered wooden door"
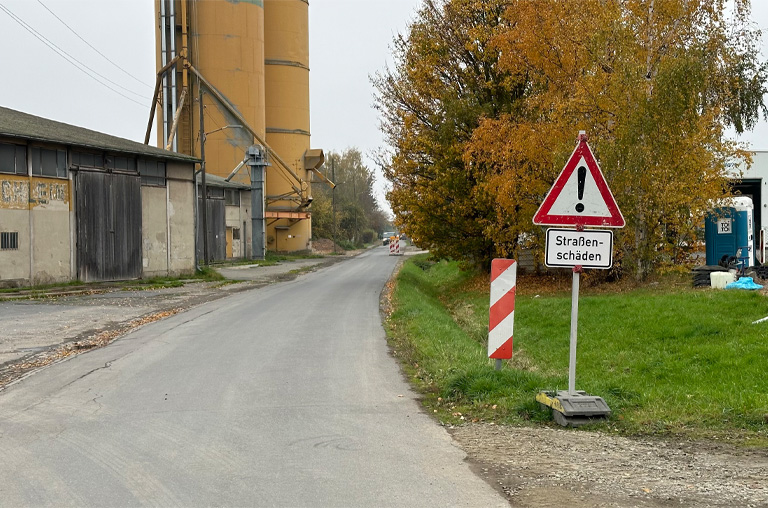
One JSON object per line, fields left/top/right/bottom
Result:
{"left": 196, "top": 197, "right": 226, "bottom": 263}
{"left": 76, "top": 171, "right": 142, "bottom": 282}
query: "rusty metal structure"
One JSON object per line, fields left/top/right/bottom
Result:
{"left": 149, "top": 0, "right": 331, "bottom": 256}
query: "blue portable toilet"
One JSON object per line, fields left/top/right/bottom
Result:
{"left": 705, "top": 196, "right": 754, "bottom": 267}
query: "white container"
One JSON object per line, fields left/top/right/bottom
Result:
{"left": 710, "top": 271, "right": 736, "bottom": 289}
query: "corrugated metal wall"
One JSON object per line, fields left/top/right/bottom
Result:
{"left": 75, "top": 171, "right": 142, "bottom": 282}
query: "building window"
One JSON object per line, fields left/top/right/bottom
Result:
{"left": 0, "top": 143, "right": 27, "bottom": 175}
{"left": 30, "top": 147, "right": 67, "bottom": 178}
{"left": 74, "top": 152, "right": 138, "bottom": 174}
{"left": 206, "top": 186, "right": 224, "bottom": 199}
{"left": 108, "top": 155, "right": 137, "bottom": 172}
{"left": 72, "top": 151, "right": 103, "bottom": 169}
{"left": 139, "top": 159, "right": 166, "bottom": 186}
{"left": 224, "top": 189, "right": 240, "bottom": 206}
{"left": 232, "top": 228, "right": 240, "bottom": 240}
{"left": 1, "top": 232, "right": 19, "bottom": 250}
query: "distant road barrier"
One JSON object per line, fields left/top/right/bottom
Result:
{"left": 389, "top": 238, "right": 402, "bottom": 255}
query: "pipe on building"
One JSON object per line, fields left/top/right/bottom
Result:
{"left": 168, "top": 0, "right": 178, "bottom": 152}
{"left": 165, "top": 88, "right": 188, "bottom": 151}
{"left": 186, "top": 64, "right": 306, "bottom": 199}
{"left": 145, "top": 55, "right": 180, "bottom": 145}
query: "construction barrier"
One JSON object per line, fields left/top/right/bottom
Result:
{"left": 488, "top": 258, "right": 516, "bottom": 359}
{"left": 389, "top": 238, "right": 402, "bottom": 255}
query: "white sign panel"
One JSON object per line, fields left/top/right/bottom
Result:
{"left": 545, "top": 155, "right": 612, "bottom": 218}
{"left": 717, "top": 218, "right": 732, "bottom": 234}
{"left": 545, "top": 228, "right": 613, "bottom": 269}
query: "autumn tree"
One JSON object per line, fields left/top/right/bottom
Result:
{"left": 311, "top": 148, "right": 388, "bottom": 246}
{"left": 378, "top": 0, "right": 767, "bottom": 279}
{"left": 478, "top": 0, "right": 767, "bottom": 279}
{"left": 373, "top": 0, "right": 527, "bottom": 267}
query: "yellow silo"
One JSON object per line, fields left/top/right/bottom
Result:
{"left": 264, "top": 0, "right": 312, "bottom": 252}
{"left": 154, "top": 0, "right": 266, "bottom": 184}
{"left": 154, "top": 0, "right": 318, "bottom": 255}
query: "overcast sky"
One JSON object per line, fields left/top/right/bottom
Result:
{"left": 0, "top": 0, "right": 766, "bottom": 205}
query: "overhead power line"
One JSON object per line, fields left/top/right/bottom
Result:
{"left": 0, "top": 2, "right": 151, "bottom": 107}
{"left": 36, "top": 0, "right": 154, "bottom": 91}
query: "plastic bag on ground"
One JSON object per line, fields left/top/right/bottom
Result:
{"left": 725, "top": 277, "right": 764, "bottom": 290}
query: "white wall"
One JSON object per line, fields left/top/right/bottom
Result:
{"left": 728, "top": 151, "right": 768, "bottom": 262}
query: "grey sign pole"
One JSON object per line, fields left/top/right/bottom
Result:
{"left": 247, "top": 145, "right": 268, "bottom": 261}
{"left": 568, "top": 266, "right": 581, "bottom": 394}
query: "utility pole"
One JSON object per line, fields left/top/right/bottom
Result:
{"left": 353, "top": 167, "right": 357, "bottom": 244}
{"left": 332, "top": 157, "right": 337, "bottom": 254}
{"left": 199, "top": 87, "right": 209, "bottom": 266}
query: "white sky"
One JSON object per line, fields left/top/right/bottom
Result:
{"left": 0, "top": 0, "right": 766, "bottom": 207}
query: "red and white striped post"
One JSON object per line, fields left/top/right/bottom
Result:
{"left": 489, "top": 259, "right": 516, "bottom": 370}
{"left": 389, "top": 238, "right": 401, "bottom": 255}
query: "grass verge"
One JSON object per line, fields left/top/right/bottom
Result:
{"left": 0, "top": 266, "right": 229, "bottom": 296}
{"left": 386, "top": 254, "right": 768, "bottom": 445}
{"left": 209, "top": 251, "right": 325, "bottom": 268}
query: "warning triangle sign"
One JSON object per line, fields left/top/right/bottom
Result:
{"left": 533, "top": 135, "right": 625, "bottom": 228}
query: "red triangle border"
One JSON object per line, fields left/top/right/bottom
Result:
{"left": 533, "top": 138, "right": 625, "bottom": 228}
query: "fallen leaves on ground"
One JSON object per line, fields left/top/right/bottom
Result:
{"left": 0, "top": 308, "right": 182, "bottom": 389}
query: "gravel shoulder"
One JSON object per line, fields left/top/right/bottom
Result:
{"left": 451, "top": 423, "right": 768, "bottom": 508}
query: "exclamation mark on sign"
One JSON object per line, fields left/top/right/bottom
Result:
{"left": 575, "top": 166, "right": 586, "bottom": 213}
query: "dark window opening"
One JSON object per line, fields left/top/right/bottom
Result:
{"left": 0, "top": 143, "right": 27, "bottom": 175}
{"left": 224, "top": 189, "right": 240, "bottom": 206}
{"left": 1, "top": 232, "right": 19, "bottom": 250}
{"left": 139, "top": 159, "right": 166, "bottom": 186}
{"left": 206, "top": 186, "right": 224, "bottom": 199}
{"left": 31, "top": 147, "right": 67, "bottom": 178}
{"left": 73, "top": 151, "right": 103, "bottom": 168}
{"left": 111, "top": 156, "right": 137, "bottom": 172}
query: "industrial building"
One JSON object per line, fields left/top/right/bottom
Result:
{"left": 151, "top": 0, "right": 331, "bottom": 261}
{"left": 195, "top": 173, "right": 251, "bottom": 261}
{"left": 728, "top": 150, "right": 768, "bottom": 264}
{"left": 0, "top": 106, "right": 199, "bottom": 287}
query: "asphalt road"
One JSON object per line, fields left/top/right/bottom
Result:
{"left": 0, "top": 247, "right": 506, "bottom": 507}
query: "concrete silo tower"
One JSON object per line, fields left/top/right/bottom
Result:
{"left": 264, "top": 0, "right": 312, "bottom": 252}
{"left": 152, "top": 0, "right": 325, "bottom": 258}
{"left": 154, "top": 0, "right": 265, "bottom": 171}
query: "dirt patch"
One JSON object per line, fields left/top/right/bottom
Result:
{"left": 312, "top": 238, "right": 345, "bottom": 254}
{"left": 0, "top": 309, "right": 182, "bottom": 389}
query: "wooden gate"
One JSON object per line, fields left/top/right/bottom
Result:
{"left": 196, "top": 197, "right": 226, "bottom": 263}
{"left": 75, "top": 171, "right": 142, "bottom": 282}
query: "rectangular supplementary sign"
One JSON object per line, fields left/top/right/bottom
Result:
{"left": 545, "top": 228, "right": 613, "bottom": 269}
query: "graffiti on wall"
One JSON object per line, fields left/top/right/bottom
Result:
{"left": 0, "top": 178, "right": 29, "bottom": 209}
{"left": 0, "top": 176, "right": 70, "bottom": 209}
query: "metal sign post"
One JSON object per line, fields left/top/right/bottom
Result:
{"left": 532, "top": 131, "right": 623, "bottom": 427}
{"left": 569, "top": 265, "right": 581, "bottom": 394}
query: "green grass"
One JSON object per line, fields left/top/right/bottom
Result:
{"left": 210, "top": 251, "right": 326, "bottom": 268}
{"left": 0, "top": 267, "right": 228, "bottom": 296}
{"left": 120, "top": 267, "right": 226, "bottom": 290}
{"left": 387, "top": 255, "right": 768, "bottom": 444}
{"left": 0, "top": 279, "right": 86, "bottom": 294}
